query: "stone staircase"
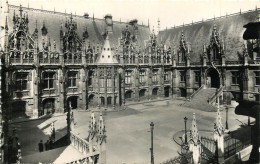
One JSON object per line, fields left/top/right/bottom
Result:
{"left": 183, "top": 88, "right": 217, "bottom": 112}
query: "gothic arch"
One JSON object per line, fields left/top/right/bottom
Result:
{"left": 205, "top": 67, "right": 222, "bottom": 88}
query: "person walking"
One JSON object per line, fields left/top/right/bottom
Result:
{"left": 38, "top": 140, "right": 43, "bottom": 152}
{"left": 44, "top": 140, "right": 49, "bottom": 151}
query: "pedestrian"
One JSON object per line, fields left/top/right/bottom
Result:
{"left": 44, "top": 140, "right": 49, "bottom": 151}
{"left": 38, "top": 140, "right": 43, "bottom": 152}
{"left": 49, "top": 138, "right": 53, "bottom": 150}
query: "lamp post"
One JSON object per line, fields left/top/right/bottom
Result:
{"left": 225, "top": 106, "right": 229, "bottom": 130}
{"left": 150, "top": 122, "right": 154, "bottom": 164}
{"left": 184, "top": 117, "right": 188, "bottom": 144}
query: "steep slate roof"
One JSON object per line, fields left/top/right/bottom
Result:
{"left": 7, "top": 4, "right": 150, "bottom": 51}
{"left": 158, "top": 9, "right": 259, "bottom": 62}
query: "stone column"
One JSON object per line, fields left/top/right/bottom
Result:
{"left": 172, "top": 69, "right": 178, "bottom": 98}
{"left": 186, "top": 69, "right": 193, "bottom": 98}
{"left": 213, "top": 108, "right": 225, "bottom": 163}
{"left": 189, "top": 113, "right": 201, "bottom": 164}
{"left": 104, "top": 67, "right": 108, "bottom": 108}
{"left": 135, "top": 67, "right": 140, "bottom": 101}
{"left": 112, "top": 67, "right": 115, "bottom": 107}
{"left": 33, "top": 68, "right": 39, "bottom": 118}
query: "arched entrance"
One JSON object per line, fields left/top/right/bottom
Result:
{"left": 42, "top": 98, "right": 55, "bottom": 114}
{"left": 164, "top": 86, "right": 170, "bottom": 97}
{"left": 100, "top": 97, "right": 105, "bottom": 105}
{"left": 125, "top": 90, "right": 133, "bottom": 99}
{"left": 152, "top": 88, "right": 158, "bottom": 96}
{"left": 67, "top": 96, "right": 78, "bottom": 110}
{"left": 180, "top": 88, "right": 186, "bottom": 97}
{"left": 107, "top": 97, "right": 112, "bottom": 106}
{"left": 139, "top": 89, "right": 146, "bottom": 98}
{"left": 206, "top": 68, "right": 220, "bottom": 88}
{"left": 88, "top": 94, "right": 95, "bottom": 106}
{"left": 12, "top": 101, "right": 26, "bottom": 118}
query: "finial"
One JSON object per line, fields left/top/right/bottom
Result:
{"left": 19, "top": 4, "right": 23, "bottom": 17}
{"left": 148, "top": 19, "right": 150, "bottom": 28}
{"left": 54, "top": 7, "right": 55, "bottom": 12}
{"left": 28, "top": 3, "right": 29, "bottom": 8}
{"left": 93, "top": 13, "right": 95, "bottom": 21}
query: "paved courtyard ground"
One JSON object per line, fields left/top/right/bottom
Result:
{"left": 10, "top": 99, "right": 251, "bottom": 164}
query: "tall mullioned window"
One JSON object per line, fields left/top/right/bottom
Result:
{"left": 125, "top": 71, "right": 131, "bottom": 84}
{"left": 43, "top": 72, "right": 55, "bottom": 89}
{"left": 152, "top": 70, "right": 158, "bottom": 82}
{"left": 68, "top": 72, "right": 77, "bottom": 87}
{"left": 255, "top": 72, "right": 260, "bottom": 86}
{"left": 164, "top": 71, "right": 169, "bottom": 81}
{"left": 16, "top": 73, "right": 28, "bottom": 91}
{"left": 139, "top": 70, "right": 146, "bottom": 83}
{"left": 231, "top": 71, "right": 240, "bottom": 85}
{"left": 180, "top": 71, "right": 186, "bottom": 82}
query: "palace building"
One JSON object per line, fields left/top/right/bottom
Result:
{"left": 1, "top": 2, "right": 260, "bottom": 118}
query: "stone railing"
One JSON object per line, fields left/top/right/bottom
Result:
{"left": 226, "top": 61, "right": 243, "bottom": 65}
{"left": 190, "top": 62, "right": 202, "bottom": 66}
{"left": 188, "top": 84, "right": 205, "bottom": 101}
{"left": 208, "top": 86, "right": 224, "bottom": 105}
{"left": 248, "top": 60, "right": 260, "bottom": 65}
{"left": 177, "top": 63, "right": 186, "bottom": 66}
{"left": 152, "top": 81, "right": 159, "bottom": 85}
{"left": 70, "top": 131, "right": 90, "bottom": 154}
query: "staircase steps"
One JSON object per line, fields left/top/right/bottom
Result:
{"left": 183, "top": 88, "right": 217, "bottom": 112}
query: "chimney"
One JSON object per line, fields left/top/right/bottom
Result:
{"left": 104, "top": 14, "right": 113, "bottom": 34}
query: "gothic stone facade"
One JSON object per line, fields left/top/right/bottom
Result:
{"left": 2, "top": 4, "right": 260, "bottom": 118}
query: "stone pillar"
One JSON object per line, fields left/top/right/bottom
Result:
{"left": 121, "top": 69, "right": 125, "bottom": 106}
{"left": 213, "top": 107, "right": 225, "bottom": 163}
{"left": 172, "top": 69, "right": 178, "bottom": 98}
{"left": 159, "top": 67, "right": 164, "bottom": 98}
{"left": 135, "top": 68, "right": 140, "bottom": 101}
{"left": 112, "top": 67, "right": 115, "bottom": 107}
{"left": 189, "top": 113, "right": 201, "bottom": 164}
{"left": 59, "top": 68, "right": 65, "bottom": 113}
{"left": 186, "top": 69, "right": 193, "bottom": 98}
{"left": 104, "top": 68, "right": 108, "bottom": 108}
{"left": 97, "top": 113, "right": 106, "bottom": 164}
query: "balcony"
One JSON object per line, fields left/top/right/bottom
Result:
{"left": 164, "top": 80, "right": 170, "bottom": 84}
{"left": 249, "top": 60, "right": 260, "bottom": 65}
{"left": 88, "top": 86, "right": 93, "bottom": 91}
{"left": 152, "top": 81, "right": 159, "bottom": 85}
{"left": 177, "top": 63, "right": 186, "bottom": 66}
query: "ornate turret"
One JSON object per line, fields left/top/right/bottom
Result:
{"left": 96, "top": 35, "right": 118, "bottom": 64}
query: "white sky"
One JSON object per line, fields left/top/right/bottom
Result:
{"left": 2, "top": 0, "right": 260, "bottom": 31}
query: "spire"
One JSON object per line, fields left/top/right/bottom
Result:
{"left": 96, "top": 35, "right": 118, "bottom": 64}
{"left": 19, "top": 4, "right": 23, "bottom": 17}
{"left": 93, "top": 13, "right": 95, "bottom": 21}
{"left": 190, "top": 113, "right": 200, "bottom": 145}
{"left": 157, "top": 18, "right": 160, "bottom": 34}
{"left": 148, "top": 19, "right": 150, "bottom": 28}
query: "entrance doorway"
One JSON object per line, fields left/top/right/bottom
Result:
{"left": 43, "top": 98, "right": 55, "bottom": 114}
{"left": 88, "top": 94, "right": 95, "bottom": 106}
{"left": 100, "top": 97, "right": 105, "bottom": 105}
{"left": 206, "top": 68, "right": 220, "bottom": 88}
{"left": 164, "top": 87, "right": 170, "bottom": 97}
{"left": 107, "top": 97, "right": 112, "bottom": 105}
{"left": 67, "top": 96, "right": 78, "bottom": 109}
{"left": 180, "top": 88, "right": 187, "bottom": 97}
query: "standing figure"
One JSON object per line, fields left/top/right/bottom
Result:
{"left": 38, "top": 140, "right": 43, "bottom": 152}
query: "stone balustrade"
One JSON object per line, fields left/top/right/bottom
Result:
{"left": 70, "top": 131, "right": 90, "bottom": 154}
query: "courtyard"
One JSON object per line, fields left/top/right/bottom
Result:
{"left": 10, "top": 99, "right": 250, "bottom": 164}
